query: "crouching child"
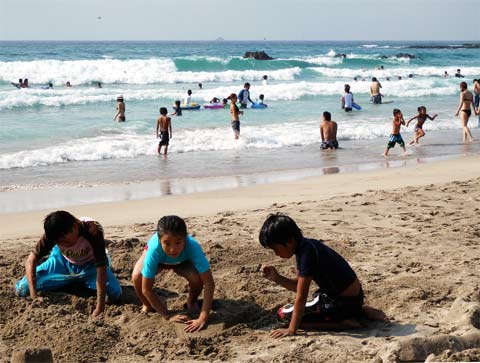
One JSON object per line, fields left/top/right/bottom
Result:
{"left": 259, "top": 213, "right": 385, "bottom": 338}
{"left": 15, "top": 211, "right": 122, "bottom": 318}
{"left": 132, "top": 215, "right": 215, "bottom": 333}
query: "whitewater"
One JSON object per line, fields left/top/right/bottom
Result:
{"left": 1, "top": 40, "right": 479, "bottom": 198}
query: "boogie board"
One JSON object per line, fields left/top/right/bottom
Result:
{"left": 204, "top": 103, "right": 224, "bottom": 109}
{"left": 179, "top": 103, "right": 201, "bottom": 110}
{"left": 352, "top": 102, "right": 361, "bottom": 110}
{"left": 381, "top": 100, "right": 394, "bottom": 104}
{"left": 250, "top": 103, "right": 268, "bottom": 109}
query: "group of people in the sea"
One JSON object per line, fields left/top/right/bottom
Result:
{"left": 333, "top": 78, "right": 479, "bottom": 155}
{"left": 154, "top": 81, "right": 268, "bottom": 154}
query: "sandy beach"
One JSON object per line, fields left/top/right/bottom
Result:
{"left": 1, "top": 155, "right": 480, "bottom": 362}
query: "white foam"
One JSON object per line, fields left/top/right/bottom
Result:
{"left": 0, "top": 77, "right": 466, "bottom": 109}
{"left": 309, "top": 65, "right": 480, "bottom": 78}
{"left": 0, "top": 117, "right": 464, "bottom": 170}
{"left": 0, "top": 59, "right": 301, "bottom": 86}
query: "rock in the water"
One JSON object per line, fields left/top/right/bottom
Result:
{"left": 243, "top": 51, "right": 273, "bottom": 60}
{"left": 396, "top": 53, "right": 416, "bottom": 59}
{"left": 11, "top": 348, "right": 53, "bottom": 363}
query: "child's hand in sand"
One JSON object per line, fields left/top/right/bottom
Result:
{"left": 168, "top": 313, "right": 190, "bottom": 323}
{"left": 91, "top": 307, "right": 104, "bottom": 319}
{"left": 184, "top": 317, "right": 207, "bottom": 333}
{"left": 270, "top": 328, "right": 294, "bottom": 339}
{"left": 261, "top": 265, "right": 279, "bottom": 283}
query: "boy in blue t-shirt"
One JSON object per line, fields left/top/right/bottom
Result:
{"left": 132, "top": 215, "right": 215, "bottom": 333}
{"left": 259, "top": 213, "right": 386, "bottom": 338}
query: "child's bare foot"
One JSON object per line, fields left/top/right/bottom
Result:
{"left": 141, "top": 304, "right": 154, "bottom": 313}
{"left": 362, "top": 305, "right": 389, "bottom": 322}
{"left": 409, "top": 140, "right": 415, "bottom": 145}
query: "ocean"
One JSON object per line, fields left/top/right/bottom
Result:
{"left": 1, "top": 41, "right": 479, "bottom": 212}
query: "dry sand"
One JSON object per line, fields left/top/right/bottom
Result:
{"left": 1, "top": 156, "right": 480, "bottom": 362}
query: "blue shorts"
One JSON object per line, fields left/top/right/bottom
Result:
{"left": 387, "top": 134, "right": 405, "bottom": 149}
{"left": 15, "top": 245, "right": 122, "bottom": 300}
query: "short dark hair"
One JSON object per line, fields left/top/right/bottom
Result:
{"left": 372, "top": 77, "right": 377, "bottom": 82}
{"left": 393, "top": 108, "right": 402, "bottom": 116}
{"left": 259, "top": 213, "right": 303, "bottom": 248}
{"left": 43, "top": 211, "right": 77, "bottom": 242}
{"left": 244, "top": 82, "right": 250, "bottom": 88}
{"left": 259, "top": 94, "right": 264, "bottom": 99}
{"left": 417, "top": 106, "right": 426, "bottom": 112}
{"left": 323, "top": 111, "right": 331, "bottom": 121}
{"left": 460, "top": 81, "right": 467, "bottom": 89}
{"left": 344, "top": 84, "right": 350, "bottom": 92}
{"left": 157, "top": 215, "right": 187, "bottom": 238}
{"left": 175, "top": 100, "right": 181, "bottom": 106}
{"left": 160, "top": 107, "right": 168, "bottom": 115}
{"left": 187, "top": 89, "right": 192, "bottom": 95}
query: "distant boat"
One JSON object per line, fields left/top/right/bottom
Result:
{"left": 215, "top": 37, "right": 225, "bottom": 41}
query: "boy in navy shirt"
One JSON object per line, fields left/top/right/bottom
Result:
{"left": 259, "top": 213, "right": 384, "bottom": 338}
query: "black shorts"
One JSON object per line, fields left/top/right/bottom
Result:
{"left": 321, "top": 140, "right": 339, "bottom": 150}
{"left": 158, "top": 132, "right": 169, "bottom": 146}
{"left": 371, "top": 94, "right": 382, "bottom": 104}
{"left": 231, "top": 121, "right": 240, "bottom": 132}
{"left": 277, "top": 289, "right": 364, "bottom": 323}
{"left": 344, "top": 107, "right": 352, "bottom": 112}
{"left": 118, "top": 116, "right": 126, "bottom": 122}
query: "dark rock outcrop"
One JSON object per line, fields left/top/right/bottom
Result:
{"left": 396, "top": 53, "right": 416, "bottom": 59}
{"left": 243, "top": 51, "right": 273, "bottom": 60}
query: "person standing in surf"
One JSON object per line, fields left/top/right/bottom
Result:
{"left": 454, "top": 82, "right": 476, "bottom": 142}
{"left": 341, "top": 84, "right": 355, "bottom": 112}
{"left": 227, "top": 93, "right": 243, "bottom": 140}
{"left": 473, "top": 79, "right": 480, "bottom": 126}
{"left": 113, "top": 96, "right": 126, "bottom": 122}
{"left": 156, "top": 107, "right": 172, "bottom": 155}
{"left": 370, "top": 77, "right": 382, "bottom": 104}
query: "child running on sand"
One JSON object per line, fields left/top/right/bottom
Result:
{"left": 406, "top": 106, "right": 438, "bottom": 144}
{"left": 15, "top": 211, "right": 122, "bottom": 318}
{"left": 227, "top": 93, "right": 243, "bottom": 139}
{"left": 384, "top": 108, "right": 406, "bottom": 157}
{"left": 131, "top": 215, "right": 215, "bottom": 333}
{"left": 156, "top": 107, "right": 172, "bottom": 155}
{"left": 259, "top": 213, "right": 386, "bottom": 338}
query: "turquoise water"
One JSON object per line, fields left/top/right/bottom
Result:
{"left": 0, "top": 41, "right": 479, "bottom": 194}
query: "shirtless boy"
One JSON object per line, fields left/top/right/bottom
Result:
{"left": 406, "top": 106, "right": 438, "bottom": 144}
{"left": 384, "top": 108, "right": 406, "bottom": 157}
{"left": 320, "top": 111, "right": 338, "bottom": 150}
{"left": 156, "top": 107, "right": 172, "bottom": 155}
{"left": 454, "top": 82, "right": 476, "bottom": 142}
{"left": 370, "top": 77, "right": 382, "bottom": 104}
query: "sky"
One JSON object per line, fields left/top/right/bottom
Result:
{"left": 1, "top": 0, "right": 479, "bottom": 41}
